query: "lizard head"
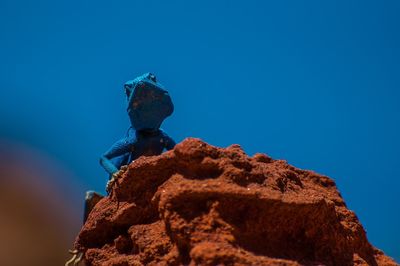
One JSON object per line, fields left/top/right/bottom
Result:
{"left": 124, "top": 73, "right": 174, "bottom": 131}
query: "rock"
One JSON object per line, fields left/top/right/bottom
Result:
{"left": 74, "top": 138, "right": 397, "bottom": 266}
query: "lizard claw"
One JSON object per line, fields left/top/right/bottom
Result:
{"left": 65, "top": 249, "right": 84, "bottom": 266}
{"left": 106, "top": 176, "right": 117, "bottom": 194}
{"left": 106, "top": 165, "right": 128, "bottom": 195}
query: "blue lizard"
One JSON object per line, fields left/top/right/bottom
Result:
{"left": 99, "top": 72, "right": 175, "bottom": 179}
{"left": 67, "top": 73, "right": 176, "bottom": 265}
{"left": 89, "top": 72, "right": 175, "bottom": 207}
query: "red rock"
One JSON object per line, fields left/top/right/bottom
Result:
{"left": 74, "top": 138, "right": 397, "bottom": 266}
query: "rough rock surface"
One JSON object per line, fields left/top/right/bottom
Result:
{"left": 74, "top": 138, "right": 397, "bottom": 266}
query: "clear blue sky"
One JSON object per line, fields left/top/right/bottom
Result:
{"left": 1, "top": 0, "right": 399, "bottom": 261}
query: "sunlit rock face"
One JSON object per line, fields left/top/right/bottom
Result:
{"left": 74, "top": 138, "right": 397, "bottom": 266}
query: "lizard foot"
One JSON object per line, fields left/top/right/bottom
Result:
{"left": 65, "top": 249, "right": 84, "bottom": 266}
{"left": 106, "top": 165, "right": 128, "bottom": 195}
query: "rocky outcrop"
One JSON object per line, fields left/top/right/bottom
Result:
{"left": 74, "top": 138, "right": 397, "bottom": 266}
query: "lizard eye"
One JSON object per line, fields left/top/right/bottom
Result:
{"left": 149, "top": 74, "right": 156, "bottom": 82}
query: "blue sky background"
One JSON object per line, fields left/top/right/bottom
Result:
{"left": 1, "top": 0, "right": 399, "bottom": 261}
